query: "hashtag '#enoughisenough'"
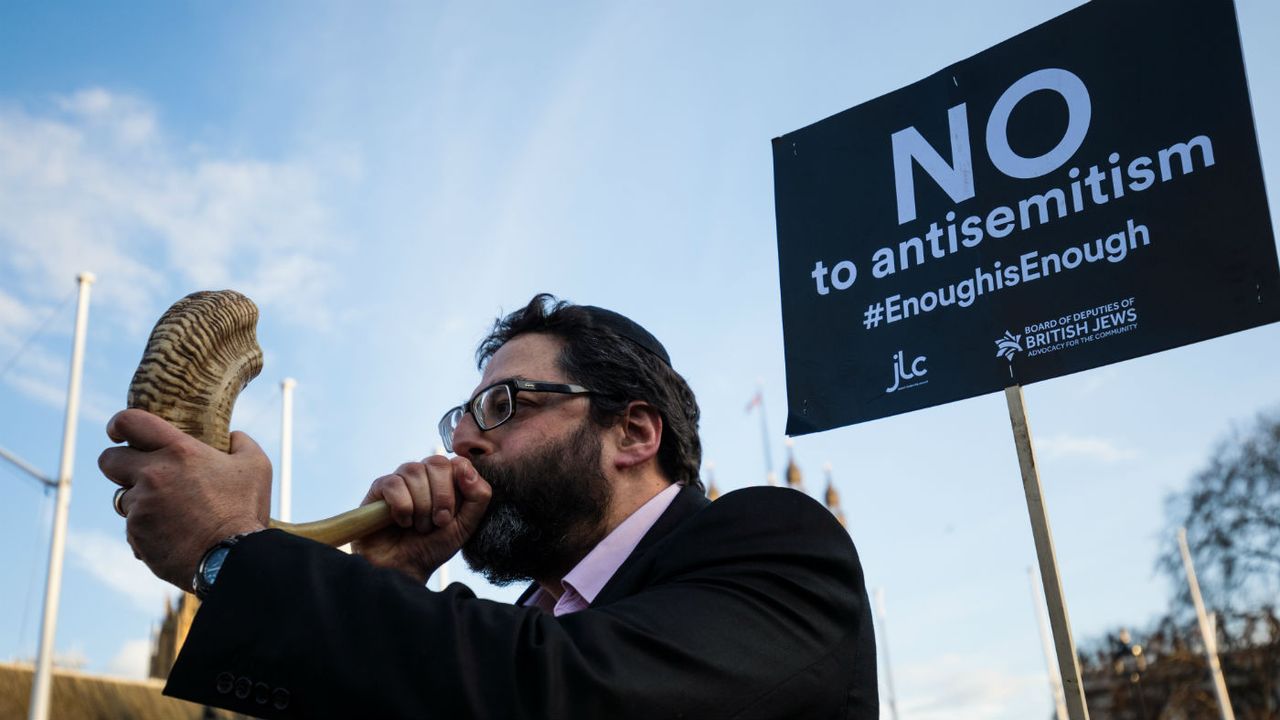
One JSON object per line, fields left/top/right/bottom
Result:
{"left": 863, "top": 302, "right": 884, "bottom": 329}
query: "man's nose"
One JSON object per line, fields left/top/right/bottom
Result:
{"left": 450, "top": 412, "right": 494, "bottom": 459}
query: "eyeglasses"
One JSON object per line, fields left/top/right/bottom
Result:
{"left": 438, "top": 378, "right": 594, "bottom": 453}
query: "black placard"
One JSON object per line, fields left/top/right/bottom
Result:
{"left": 773, "top": 0, "right": 1279, "bottom": 435}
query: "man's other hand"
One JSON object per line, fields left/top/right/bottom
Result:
{"left": 352, "top": 456, "right": 491, "bottom": 584}
{"left": 99, "top": 409, "right": 271, "bottom": 591}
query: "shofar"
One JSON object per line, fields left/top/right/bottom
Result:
{"left": 127, "top": 290, "right": 391, "bottom": 546}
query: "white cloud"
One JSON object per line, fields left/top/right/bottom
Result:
{"left": 107, "top": 637, "right": 153, "bottom": 679}
{"left": 1076, "top": 366, "right": 1120, "bottom": 395}
{"left": 0, "top": 290, "right": 65, "bottom": 395}
{"left": 57, "top": 88, "right": 156, "bottom": 147}
{"left": 1035, "top": 434, "right": 1137, "bottom": 463}
{"left": 0, "top": 289, "right": 39, "bottom": 343}
{"left": 0, "top": 87, "right": 344, "bottom": 324}
{"left": 0, "top": 87, "right": 349, "bottom": 413}
{"left": 66, "top": 529, "right": 174, "bottom": 613}
{"left": 895, "top": 654, "right": 1046, "bottom": 720}
{"left": 0, "top": 295, "right": 117, "bottom": 426}
{"left": 54, "top": 644, "right": 90, "bottom": 671}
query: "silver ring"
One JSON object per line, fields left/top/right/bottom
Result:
{"left": 112, "top": 487, "right": 129, "bottom": 518}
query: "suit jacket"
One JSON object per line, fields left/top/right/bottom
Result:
{"left": 165, "top": 485, "right": 878, "bottom": 719}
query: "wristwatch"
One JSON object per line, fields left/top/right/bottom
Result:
{"left": 192, "top": 533, "right": 253, "bottom": 599}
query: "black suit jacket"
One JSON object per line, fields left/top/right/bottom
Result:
{"left": 166, "top": 485, "right": 878, "bottom": 719}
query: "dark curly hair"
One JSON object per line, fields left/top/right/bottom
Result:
{"left": 477, "top": 294, "right": 703, "bottom": 491}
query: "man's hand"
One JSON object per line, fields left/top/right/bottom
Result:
{"left": 352, "top": 455, "right": 491, "bottom": 585}
{"left": 98, "top": 409, "right": 270, "bottom": 591}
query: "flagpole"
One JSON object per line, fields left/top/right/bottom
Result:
{"left": 704, "top": 461, "right": 720, "bottom": 501}
{"left": 753, "top": 382, "right": 776, "bottom": 485}
{"left": 435, "top": 445, "right": 450, "bottom": 590}
{"left": 279, "top": 378, "right": 297, "bottom": 522}
{"left": 1177, "top": 527, "right": 1236, "bottom": 720}
{"left": 1029, "top": 566, "right": 1070, "bottom": 720}
{"left": 874, "top": 588, "right": 900, "bottom": 720}
{"left": 28, "top": 272, "right": 95, "bottom": 720}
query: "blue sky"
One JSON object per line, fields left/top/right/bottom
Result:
{"left": 1, "top": 1, "right": 1277, "bottom": 717}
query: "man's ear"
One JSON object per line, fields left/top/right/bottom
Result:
{"left": 612, "top": 401, "right": 662, "bottom": 471}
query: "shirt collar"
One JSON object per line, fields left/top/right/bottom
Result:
{"left": 526, "top": 482, "right": 682, "bottom": 615}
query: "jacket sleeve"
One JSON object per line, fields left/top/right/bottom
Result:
{"left": 164, "top": 488, "right": 875, "bottom": 720}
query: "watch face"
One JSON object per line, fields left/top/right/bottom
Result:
{"left": 202, "top": 545, "right": 231, "bottom": 585}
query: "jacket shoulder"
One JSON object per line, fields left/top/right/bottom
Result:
{"left": 707, "top": 486, "right": 849, "bottom": 536}
{"left": 649, "top": 485, "right": 862, "bottom": 574}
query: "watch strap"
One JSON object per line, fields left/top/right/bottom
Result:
{"left": 192, "top": 531, "right": 257, "bottom": 599}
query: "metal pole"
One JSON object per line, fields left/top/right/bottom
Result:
{"left": 1029, "top": 566, "right": 1070, "bottom": 720}
{"left": 1177, "top": 527, "right": 1237, "bottom": 720}
{"left": 436, "top": 560, "right": 450, "bottom": 591}
{"left": 279, "top": 378, "right": 297, "bottom": 523}
{"left": 0, "top": 446, "right": 55, "bottom": 487}
{"left": 434, "top": 444, "right": 449, "bottom": 590}
{"left": 756, "top": 382, "right": 775, "bottom": 486}
{"left": 28, "top": 271, "right": 94, "bottom": 720}
{"left": 873, "top": 588, "right": 900, "bottom": 720}
{"left": 1004, "top": 385, "right": 1090, "bottom": 720}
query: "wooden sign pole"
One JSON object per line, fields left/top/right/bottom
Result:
{"left": 1005, "top": 385, "right": 1090, "bottom": 720}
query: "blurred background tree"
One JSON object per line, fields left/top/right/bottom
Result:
{"left": 1162, "top": 407, "right": 1280, "bottom": 614}
{"left": 1158, "top": 409, "right": 1280, "bottom": 617}
{"left": 1077, "top": 410, "right": 1280, "bottom": 719}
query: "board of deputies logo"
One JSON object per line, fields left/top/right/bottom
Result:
{"left": 996, "top": 298, "right": 1140, "bottom": 361}
{"left": 996, "top": 331, "right": 1023, "bottom": 361}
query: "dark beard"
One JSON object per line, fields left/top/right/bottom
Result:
{"left": 461, "top": 420, "right": 612, "bottom": 586}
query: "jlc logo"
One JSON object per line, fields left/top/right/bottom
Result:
{"left": 886, "top": 350, "right": 928, "bottom": 393}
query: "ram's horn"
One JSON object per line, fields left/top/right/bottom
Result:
{"left": 128, "top": 290, "right": 263, "bottom": 452}
{"left": 127, "top": 290, "right": 390, "bottom": 547}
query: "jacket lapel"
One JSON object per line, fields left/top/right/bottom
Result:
{"left": 513, "top": 484, "right": 711, "bottom": 609}
{"left": 591, "top": 484, "right": 710, "bottom": 607}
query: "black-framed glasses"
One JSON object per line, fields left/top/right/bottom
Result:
{"left": 438, "top": 379, "right": 593, "bottom": 453}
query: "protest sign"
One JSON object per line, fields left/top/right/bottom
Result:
{"left": 774, "top": 0, "right": 1279, "bottom": 435}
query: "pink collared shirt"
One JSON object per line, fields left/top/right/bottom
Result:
{"left": 523, "top": 483, "right": 682, "bottom": 616}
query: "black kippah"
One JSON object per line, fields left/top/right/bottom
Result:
{"left": 580, "top": 305, "right": 671, "bottom": 366}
